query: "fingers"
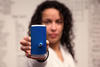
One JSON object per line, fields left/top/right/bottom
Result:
{"left": 20, "top": 36, "right": 31, "bottom": 55}
{"left": 21, "top": 46, "right": 31, "bottom": 51}
{"left": 20, "top": 36, "right": 49, "bottom": 60}
{"left": 20, "top": 40, "right": 31, "bottom": 46}
{"left": 25, "top": 50, "right": 31, "bottom": 58}
{"left": 46, "top": 40, "right": 49, "bottom": 45}
{"left": 20, "top": 36, "right": 31, "bottom": 46}
{"left": 46, "top": 40, "right": 49, "bottom": 51}
{"left": 24, "top": 36, "right": 31, "bottom": 42}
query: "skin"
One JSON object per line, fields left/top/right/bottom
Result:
{"left": 20, "top": 8, "right": 64, "bottom": 62}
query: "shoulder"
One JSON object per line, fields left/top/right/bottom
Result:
{"left": 61, "top": 45, "right": 76, "bottom": 67}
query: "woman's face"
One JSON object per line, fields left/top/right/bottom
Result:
{"left": 42, "top": 8, "right": 64, "bottom": 45}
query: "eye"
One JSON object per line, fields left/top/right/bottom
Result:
{"left": 42, "top": 19, "right": 51, "bottom": 24}
{"left": 56, "top": 19, "right": 63, "bottom": 24}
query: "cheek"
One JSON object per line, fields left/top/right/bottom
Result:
{"left": 59, "top": 25, "right": 64, "bottom": 32}
{"left": 46, "top": 26, "right": 50, "bottom": 34}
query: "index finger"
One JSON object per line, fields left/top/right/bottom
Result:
{"left": 24, "top": 36, "right": 31, "bottom": 42}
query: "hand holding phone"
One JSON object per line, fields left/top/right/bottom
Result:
{"left": 20, "top": 25, "right": 49, "bottom": 61}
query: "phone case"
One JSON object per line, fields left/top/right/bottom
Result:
{"left": 31, "top": 25, "right": 46, "bottom": 57}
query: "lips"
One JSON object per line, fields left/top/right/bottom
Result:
{"left": 49, "top": 33, "right": 58, "bottom": 38}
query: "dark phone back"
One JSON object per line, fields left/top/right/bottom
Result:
{"left": 31, "top": 25, "right": 46, "bottom": 55}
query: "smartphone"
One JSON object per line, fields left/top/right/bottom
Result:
{"left": 31, "top": 25, "right": 46, "bottom": 58}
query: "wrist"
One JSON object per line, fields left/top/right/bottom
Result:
{"left": 37, "top": 51, "right": 49, "bottom": 62}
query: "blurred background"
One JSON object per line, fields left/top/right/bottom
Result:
{"left": 0, "top": 0, "right": 100, "bottom": 67}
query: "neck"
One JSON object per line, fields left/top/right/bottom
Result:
{"left": 49, "top": 41, "right": 60, "bottom": 51}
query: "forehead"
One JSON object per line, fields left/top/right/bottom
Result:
{"left": 42, "top": 8, "right": 61, "bottom": 18}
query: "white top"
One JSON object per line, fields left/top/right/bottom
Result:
{"left": 18, "top": 45, "right": 75, "bottom": 67}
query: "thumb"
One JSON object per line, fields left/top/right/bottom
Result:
{"left": 46, "top": 40, "right": 49, "bottom": 51}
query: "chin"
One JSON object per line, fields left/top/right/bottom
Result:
{"left": 49, "top": 39, "right": 58, "bottom": 44}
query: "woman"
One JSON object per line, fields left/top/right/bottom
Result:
{"left": 20, "top": 1, "right": 75, "bottom": 67}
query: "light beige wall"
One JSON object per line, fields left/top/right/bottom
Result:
{"left": 0, "top": 0, "right": 100, "bottom": 67}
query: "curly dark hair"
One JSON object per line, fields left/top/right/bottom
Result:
{"left": 28, "top": 1, "right": 75, "bottom": 59}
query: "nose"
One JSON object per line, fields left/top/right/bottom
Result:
{"left": 51, "top": 22, "right": 57, "bottom": 32}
